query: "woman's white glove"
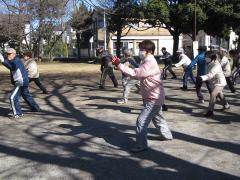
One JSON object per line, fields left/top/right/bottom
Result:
{"left": 0, "top": 53, "right": 4, "bottom": 63}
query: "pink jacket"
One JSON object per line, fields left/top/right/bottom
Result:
{"left": 118, "top": 54, "right": 165, "bottom": 105}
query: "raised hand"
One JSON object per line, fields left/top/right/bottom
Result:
{"left": 112, "top": 56, "right": 121, "bottom": 66}
{"left": 0, "top": 53, "right": 4, "bottom": 63}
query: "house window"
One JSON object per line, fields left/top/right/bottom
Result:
{"left": 113, "top": 41, "right": 132, "bottom": 55}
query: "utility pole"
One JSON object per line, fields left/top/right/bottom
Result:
{"left": 192, "top": 0, "right": 198, "bottom": 58}
{"left": 193, "top": 0, "right": 197, "bottom": 41}
{"left": 103, "top": 8, "right": 107, "bottom": 50}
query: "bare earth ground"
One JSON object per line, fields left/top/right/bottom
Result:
{"left": 0, "top": 63, "right": 239, "bottom": 180}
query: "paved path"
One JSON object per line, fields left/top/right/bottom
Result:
{"left": 0, "top": 69, "right": 239, "bottom": 180}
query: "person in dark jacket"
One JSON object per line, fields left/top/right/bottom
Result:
{"left": 97, "top": 47, "right": 118, "bottom": 89}
{"left": 159, "top": 47, "right": 177, "bottom": 79}
{"left": 187, "top": 46, "right": 211, "bottom": 103}
{"left": 0, "top": 48, "right": 40, "bottom": 119}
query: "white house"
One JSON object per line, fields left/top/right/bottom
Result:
{"left": 108, "top": 22, "right": 182, "bottom": 56}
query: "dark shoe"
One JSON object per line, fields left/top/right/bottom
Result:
{"left": 32, "top": 108, "right": 41, "bottom": 112}
{"left": 181, "top": 86, "right": 188, "bottom": 91}
{"left": 204, "top": 111, "right": 214, "bottom": 117}
{"left": 159, "top": 136, "right": 173, "bottom": 141}
{"left": 162, "top": 104, "right": 168, "bottom": 111}
{"left": 114, "top": 84, "right": 118, "bottom": 88}
{"left": 171, "top": 76, "right": 177, "bottom": 79}
{"left": 130, "top": 146, "right": 148, "bottom": 153}
{"left": 43, "top": 91, "right": 48, "bottom": 94}
{"left": 99, "top": 85, "right": 105, "bottom": 89}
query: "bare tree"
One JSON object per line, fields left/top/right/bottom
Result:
{"left": 70, "top": 1, "right": 92, "bottom": 59}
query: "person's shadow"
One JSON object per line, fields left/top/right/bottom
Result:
{"left": 0, "top": 107, "right": 11, "bottom": 117}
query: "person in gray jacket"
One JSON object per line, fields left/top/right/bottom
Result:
{"left": 23, "top": 51, "right": 48, "bottom": 94}
{"left": 198, "top": 51, "right": 230, "bottom": 117}
{"left": 117, "top": 48, "right": 140, "bottom": 104}
{"left": 218, "top": 48, "right": 235, "bottom": 93}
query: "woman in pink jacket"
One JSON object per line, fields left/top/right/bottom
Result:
{"left": 112, "top": 40, "right": 172, "bottom": 153}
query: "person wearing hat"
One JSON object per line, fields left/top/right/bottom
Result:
{"left": 186, "top": 46, "right": 211, "bottom": 103}
{"left": 0, "top": 48, "right": 40, "bottom": 119}
{"left": 174, "top": 48, "right": 196, "bottom": 90}
{"left": 23, "top": 51, "right": 48, "bottom": 94}
{"left": 97, "top": 47, "right": 118, "bottom": 89}
{"left": 159, "top": 47, "right": 177, "bottom": 79}
{"left": 198, "top": 51, "right": 230, "bottom": 117}
{"left": 218, "top": 48, "right": 235, "bottom": 93}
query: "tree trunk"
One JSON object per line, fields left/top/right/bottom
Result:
{"left": 38, "top": 0, "right": 44, "bottom": 57}
{"left": 116, "top": 27, "right": 122, "bottom": 58}
{"left": 172, "top": 33, "right": 180, "bottom": 62}
{"left": 76, "top": 32, "right": 81, "bottom": 59}
{"left": 237, "top": 33, "right": 240, "bottom": 53}
{"left": 88, "top": 42, "right": 90, "bottom": 58}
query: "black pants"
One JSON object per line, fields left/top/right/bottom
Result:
{"left": 100, "top": 68, "right": 118, "bottom": 88}
{"left": 196, "top": 80, "right": 212, "bottom": 100}
{"left": 232, "top": 67, "right": 240, "bottom": 85}
{"left": 162, "top": 64, "right": 176, "bottom": 79}
{"left": 29, "top": 78, "right": 48, "bottom": 94}
{"left": 226, "top": 76, "right": 235, "bottom": 93}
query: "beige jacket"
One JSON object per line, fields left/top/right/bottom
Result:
{"left": 24, "top": 58, "right": 39, "bottom": 78}
{"left": 219, "top": 56, "right": 231, "bottom": 77}
{"left": 201, "top": 60, "right": 226, "bottom": 87}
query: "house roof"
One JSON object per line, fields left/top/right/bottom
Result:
{"left": 121, "top": 26, "right": 171, "bottom": 36}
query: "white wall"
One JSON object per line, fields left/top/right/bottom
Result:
{"left": 111, "top": 35, "right": 182, "bottom": 56}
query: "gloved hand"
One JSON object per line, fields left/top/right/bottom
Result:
{"left": 112, "top": 56, "right": 121, "bottom": 66}
{"left": 0, "top": 53, "right": 4, "bottom": 63}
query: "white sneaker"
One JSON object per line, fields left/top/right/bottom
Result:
{"left": 198, "top": 99, "right": 205, "bottom": 103}
{"left": 9, "top": 114, "right": 24, "bottom": 119}
{"left": 221, "top": 104, "right": 230, "bottom": 111}
{"left": 117, "top": 99, "right": 127, "bottom": 104}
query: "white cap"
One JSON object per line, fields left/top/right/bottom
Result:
{"left": 7, "top": 48, "right": 16, "bottom": 54}
{"left": 220, "top": 47, "right": 227, "bottom": 53}
{"left": 176, "top": 48, "right": 184, "bottom": 53}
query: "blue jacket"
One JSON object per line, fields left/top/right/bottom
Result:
{"left": 2, "top": 57, "right": 29, "bottom": 86}
{"left": 187, "top": 52, "right": 206, "bottom": 76}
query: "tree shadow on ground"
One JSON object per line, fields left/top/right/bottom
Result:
{"left": 148, "top": 129, "right": 240, "bottom": 155}
{"left": 165, "top": 95, "right": 240, "bottom": 123}
{"left": 0, "top": 76, "right": 239, "bottom": 179}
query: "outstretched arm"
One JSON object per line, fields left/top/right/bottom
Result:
{"left": 0, "top": 53, "right": 4, "bottom": 63}
{"left": 0, "top": 53, "right": 14, "bottom": 70}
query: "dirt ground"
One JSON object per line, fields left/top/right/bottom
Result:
{"left": 0, "top": 62, "right": 239, "bottom": 180}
